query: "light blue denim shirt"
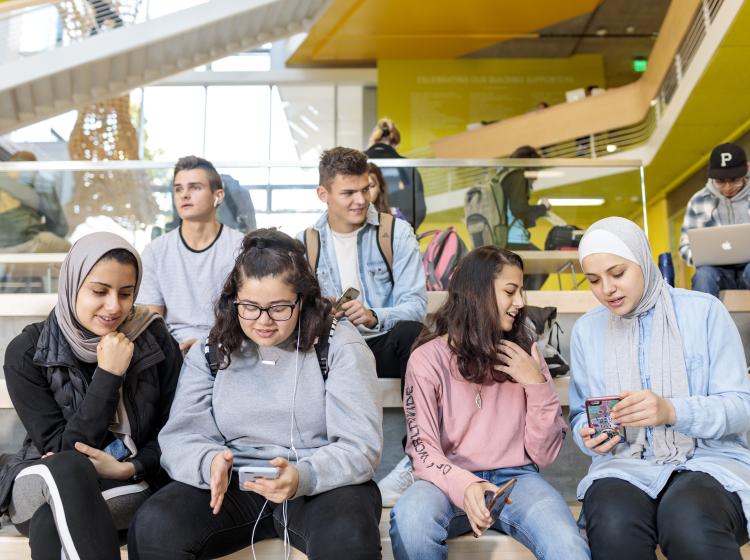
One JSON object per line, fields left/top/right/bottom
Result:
{"left": 570, "top": 287, "right": 750, "bottom": 533}
{"left": 297, "top": 205, "right": 427, "bottom": 337}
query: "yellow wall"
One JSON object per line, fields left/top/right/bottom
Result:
{"left": 378, "top": 56, "right": 605, "bottom": 153}
{"left": 645, "top": 198, "right": 670, "bottom": 256}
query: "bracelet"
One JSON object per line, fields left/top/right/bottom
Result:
{"left": 127, "top": 458, "right": 145, "bottom": 482}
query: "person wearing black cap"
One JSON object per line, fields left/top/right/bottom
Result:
{"left": 679, "top": 142, "right": 750, "bottom": 297}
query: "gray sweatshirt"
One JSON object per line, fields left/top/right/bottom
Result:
{"left": 158, "top": 321, "right": 383, "bottom": 497}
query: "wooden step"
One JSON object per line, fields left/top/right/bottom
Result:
{"left": 3, "top": 508, "right": 749, "bottom": 560}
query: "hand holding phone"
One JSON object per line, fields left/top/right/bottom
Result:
{"left": 335, "top": 287, "right": 360, "bottom": 312}
{"left": 477, "top": 478, "right": 516, "bottom": 536}
{"left": 585, "top": 396, "right": 624, "bottom": 440}
{"left": 238, "top": 466, "right": 280, "bottom": 489}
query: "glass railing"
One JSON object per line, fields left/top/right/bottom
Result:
{"left": 0, "top": 0, "right": 209, "bottom": 65}
{"left": 0, "top": 158, "right": 646, "bottom": 294}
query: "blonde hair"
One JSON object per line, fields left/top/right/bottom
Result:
{"left": 369, "top": 118, "right": 401, "bottom": 147}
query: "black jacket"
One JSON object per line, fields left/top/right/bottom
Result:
{"left": 365, "top": 143, "right": 426, "bottom": 229}
{"left": 0, "top": 313, "right": 182, "bottom": 512}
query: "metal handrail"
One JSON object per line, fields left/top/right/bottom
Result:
{"left": 0, "top": 158, "right": 643, "bottom": 171}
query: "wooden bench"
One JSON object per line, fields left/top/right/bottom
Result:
{"left": 1, "top": 291, "right": 749, "bottom": 559}
{"left": 3, "top": 507, "right": 748, "bottom": 560}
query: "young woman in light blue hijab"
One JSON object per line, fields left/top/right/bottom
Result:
{"left": 569, "top": 217, "right": 750, "bottom": 560}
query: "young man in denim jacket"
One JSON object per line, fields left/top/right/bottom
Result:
{"left": 679, "top": 143, "right": 750, "bottom": 297}
{"left": 298, "top": 147, "right": 427, "bottom": 506}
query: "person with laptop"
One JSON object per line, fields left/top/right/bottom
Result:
{"left": 679, "top": 142, "right": 750, "bottom": 297}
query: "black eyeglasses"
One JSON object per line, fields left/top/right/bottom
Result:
{"left": 233, "top": 295, "right": 300, "bottom": 321}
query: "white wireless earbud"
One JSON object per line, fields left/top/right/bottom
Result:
{"left": 213, "top": 197, "right": 220, "bottom": 208}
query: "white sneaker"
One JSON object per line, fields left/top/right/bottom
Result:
{"left": 378, "top": 455, "right": 414, "bottom": 507}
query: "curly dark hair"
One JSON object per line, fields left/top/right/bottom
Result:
{"left": 414, "top": 246, "right": 532, "bottom": 384}
{"left": 208, "top": 229, "right": 332, "bottom": 369}
{"left": 319, "top": 147, "right": 368, "bottom": 190}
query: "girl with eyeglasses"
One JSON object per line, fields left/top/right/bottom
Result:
{"left": 129, "top": 228, "right": 383, "bottom": 560}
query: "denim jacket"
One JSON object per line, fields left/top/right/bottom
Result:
{"left": 570, "top": 287, "right": 750, "bottom": 533}
{"left": 297, "top": 205, "right": 427, "bottom": 337}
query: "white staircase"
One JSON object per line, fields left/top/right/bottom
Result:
{"left": 0, "top": 0, "right": 327, "bottom": 135}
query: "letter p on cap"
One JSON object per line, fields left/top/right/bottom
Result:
{"left": 721, "top": 152, "right": 733, "bottom": 167}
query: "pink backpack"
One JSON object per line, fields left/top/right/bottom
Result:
{"left": 417, "top": 228, "right": 469, "bottom": 291}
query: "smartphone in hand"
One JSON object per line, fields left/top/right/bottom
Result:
{"left": 585, "top": 396, "right": 624, "bottom": 440}
{"left": 335, "top": 287, "right": 360, "bottom": 311}
{"left": 476, "top": 478, "right": 517, "bottom": 536}
{"left": 238, "top": 466, "right": 280, "bottom": 490}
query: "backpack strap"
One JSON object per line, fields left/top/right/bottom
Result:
{"left": 376, "top": 212, "right": 395, "bottom": 285}
{"left": 314, "top": 316, "right": 338, "bottom": 381}
{"left": 204, "top": 337, "right": 220, "bottom": 376}
{"left": 304, "top": 227, "right": 321, "bottom": 274}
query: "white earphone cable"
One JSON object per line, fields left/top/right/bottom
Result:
{"left": 251, "top": 301, "right": 304, "bottom": 560}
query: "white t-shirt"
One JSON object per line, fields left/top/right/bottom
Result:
{"left": 330, "top": 227, "right": 363, "bottom": 301}
{"left": 137, "top": 224, "right": 244, "bottom": 342}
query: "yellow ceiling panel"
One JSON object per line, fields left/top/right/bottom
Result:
{"left": 289, "top": 0, "right": 602, "bottom": 66}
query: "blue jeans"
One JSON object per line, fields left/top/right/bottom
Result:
{"left": 389, "top": 465, "right": 590, "bottom": 560}
{"left": 692, "top": 263, "right": 750, "bottom": 298}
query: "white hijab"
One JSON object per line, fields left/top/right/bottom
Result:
{"left": 579, "top": 217, "right": 694, "bottom": 464}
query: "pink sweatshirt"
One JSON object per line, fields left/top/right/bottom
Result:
{"left": 404, "top": 337, "right": 567, "bottom": 509}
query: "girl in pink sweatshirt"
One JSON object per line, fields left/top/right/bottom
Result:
{"left": 389, "top": 246, "right": 589, "bottom": 560}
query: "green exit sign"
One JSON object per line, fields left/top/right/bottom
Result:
{"left": 632, "top": 57, "right": 648, "bottom": 73}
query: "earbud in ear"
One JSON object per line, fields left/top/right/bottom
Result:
{"left": 213, "top": 197, "right": 220, "bottom": 207}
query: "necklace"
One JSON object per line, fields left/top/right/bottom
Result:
{"left": 474, "top": 384, "right": 483, "bottom": 410}
{"left": 257, "top": 347, "right": 278, "bottom": 366}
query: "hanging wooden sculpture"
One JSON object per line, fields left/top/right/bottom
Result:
{"left": 67, "top": 95, "right": 156, "bottom": 231}
{"left": 62, "top": 0, "right": 154, "bottom": 231}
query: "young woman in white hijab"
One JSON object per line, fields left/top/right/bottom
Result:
{"left": 569, "top": 217, "right": 750, "bottom": 560}
{"left": 0, "top": 232, "right": 182, "bottom": 560}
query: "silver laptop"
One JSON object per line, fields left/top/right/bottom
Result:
{"left": 687, "top": 224, "right": 750, "bottom": 266}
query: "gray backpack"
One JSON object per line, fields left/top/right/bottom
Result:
{"left": 464, "top": 169, "right": 513, "bottom": 249}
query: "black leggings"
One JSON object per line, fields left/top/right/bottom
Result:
{"left": 11, "top": 450, "right": 150, "bottom": 560}
{"left": 584, "top": 471, "right": 749, "bottom": 560}
{"left": 128, "top": 474, "right": 382, "bottom": 560}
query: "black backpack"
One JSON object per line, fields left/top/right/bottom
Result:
{"left": 544, "top": 225, "right": 583, "bottom": 251}
{"left": 524, "top": 306, "right": 570, "bottom": 378}
{"left": 204, "top": 316, "right": 338, "bottom": 380}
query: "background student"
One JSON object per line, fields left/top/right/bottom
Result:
{"left": 137, "top": 155, "right": 244, "bottom": 353}
{"left": 298, "top": 147, "right": 426, "bottom": 506}
{"left": 571, "top": 217, "right": 750, "bottom": 560}
{"left": 679, "top": 142, "right": 750, "bottom": 297}
{"left": 368, "top": 162, "right": 407, "bottom": 221}
{"left": 365, "top": 118, "right": 426, "bottom": 230}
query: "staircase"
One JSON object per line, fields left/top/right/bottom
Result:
{"left": 0, "top": 0, "right": 327, "bottom": 135}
